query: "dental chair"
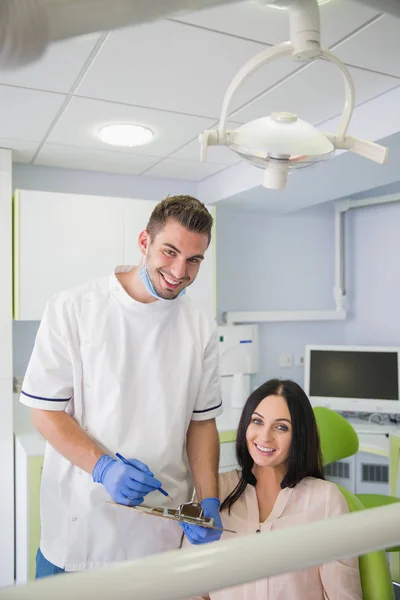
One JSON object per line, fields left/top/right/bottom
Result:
{"left": 314, "top": 406, "right": 396, "bottom": 600}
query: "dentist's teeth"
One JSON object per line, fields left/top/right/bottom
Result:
{"left": 163, "top": 274, "right": 180, "bottom": 285}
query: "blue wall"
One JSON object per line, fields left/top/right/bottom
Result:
{"left": 345, "top": 200, "right": 400, "bottom": 346}
{"left": 12, "top": 164, "right": 400, "bottom": 390}
{"left": 216, "top": 202, "right": 346, "bottom": 386}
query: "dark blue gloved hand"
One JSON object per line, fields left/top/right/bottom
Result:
{"left": 92, "top": 455, "right": 161, "bottom": 506}
{"left": 180, "top": 497, "right": 223, "bottom": 545}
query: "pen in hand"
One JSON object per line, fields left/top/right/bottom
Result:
{"left": 115, "top": 452, "right": 173, "bottom": 501}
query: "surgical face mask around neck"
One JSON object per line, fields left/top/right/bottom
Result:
{"left": 138, "top": 262, "right": 186, "bottom": 300}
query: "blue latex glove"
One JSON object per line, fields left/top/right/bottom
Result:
{"left": 180, "top": 497, "right": 223, "bottom": 545}
{"left": 92, "top": 455, "right": 161, "bottom": 506}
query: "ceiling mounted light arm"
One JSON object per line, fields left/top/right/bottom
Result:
{"left": 200, "top": 0, "right": 389, "bottom": 185}
{"left": 328, "top": 134, "right": 389, "bottom": 164}
{"left": 202, "top": 46, "right": 356, "bottom": 161}
{"left": 320, "top": 51, "right": 388, "bottom": 164}
{"left": 218, "top": 42, "right": 293, "bottom": 136}
{"left": 199, "top": 42, "right": 293, "bottom": 161}
{"left": 287, "top": 0, "right": 321, "bottom": 60}
{"left": 320, "top": 49, "right": 355, "bottom": 139}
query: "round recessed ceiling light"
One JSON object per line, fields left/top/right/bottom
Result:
{"left": 98, "top": 123, "right": 154, "bottom": 147}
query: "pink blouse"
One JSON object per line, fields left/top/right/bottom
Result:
{"left": 185, "top": 471, "right": 362, "bottom": 600}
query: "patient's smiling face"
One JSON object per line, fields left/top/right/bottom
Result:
{"left": 246, "top": 394, "right": 292, "bottom": 470}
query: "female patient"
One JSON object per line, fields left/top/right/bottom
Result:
{"left": 185, "top": 379, "right": 362, "bottom": 600}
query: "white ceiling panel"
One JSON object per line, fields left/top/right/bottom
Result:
{"left": 171, "top": 121, "right": 242, "bottom": 165}
{"left": 76, "top": 20, "right": 298, "bottom": 118}
{"left": 334, "top": 15, "right": 400, "bottom": 78}
{"left": 35, "top": 143, "right": 160, "bottom": 175}
{"left": 0, "top": 86, "right": 66, "bottom": 141}
{"left": 46, "top": 96, "right": 215, "bottom": 157}
{"left": 0, "top": 35, "right": 101, "bottom": 94}
{"left": 172, "top": 138, "right": 240, "bottom": 165}
{"left": 176, "top": 0, "right": 379, "bottom": 48}
{"left": 232, "top": 59, "right": 400, "bottom": 127}
{"left": 0, "top": 139, "right": 39, "bottom": 163}
{"left": 144, "top": 158, "right": 226, "bottom": 181}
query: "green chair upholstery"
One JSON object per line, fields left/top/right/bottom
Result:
{"left": 313, "top": 406, "right": 359, "bottom": 466}
{"left": 314, "top": 406, "right": 396, "bottom": 599}
{"left": 357, "top": 495, "right": 400, "bottom": 553}
{"left": 338, "top": 485, "right": 395, "bottom": 600}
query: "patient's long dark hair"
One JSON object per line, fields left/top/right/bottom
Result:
{"left": 220, "top": 379, "right": 324, "bottom": 512}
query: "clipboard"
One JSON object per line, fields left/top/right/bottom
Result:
{"left": 108, "top": 500, "right": 236, "bottom": 534}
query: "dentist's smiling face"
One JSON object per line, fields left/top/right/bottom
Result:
{"left": 246, "top": 394, "right": 292, "bottom": 470}
{"left": 138, "top": 218, "right": 209, "bottom": 300}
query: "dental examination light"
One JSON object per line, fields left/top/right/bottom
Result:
{"left": 199, "top": 0, "right": 389, "bottom": 190}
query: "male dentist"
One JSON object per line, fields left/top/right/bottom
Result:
{"left": 21, "top": 195, "right": 223, "bottom": 577}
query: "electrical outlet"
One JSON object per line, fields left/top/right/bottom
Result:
{"left": 295, "top": 355, "right": 304, "bottom": 368}
{"left": 279, "top": 354, "right": 293, "bottom": 368}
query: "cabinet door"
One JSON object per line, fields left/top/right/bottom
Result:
{"left": 219, "top": 441, "right": 238, "bottom": 473}
{"left": 14, "top": 190, "right": 125, "bottom": 320}
{"left": 122, "top": 198, "right": 156, "bottom": 266}
{"left": 187, "top": 205, "right": 216, "bottom": 320}
{"left": 123, "top": 199, "right": 215, "bottom": 319}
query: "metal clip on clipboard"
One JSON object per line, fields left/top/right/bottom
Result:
{"left": 109, "top": 501, "right": 236, "bottom": 534}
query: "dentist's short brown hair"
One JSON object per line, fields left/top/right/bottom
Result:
{"left": 146, "top": 195, "right": 213, "bottom": 246}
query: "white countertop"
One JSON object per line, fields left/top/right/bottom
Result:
{"left": 346, "top": 416, "right": 400, "bottom": 436}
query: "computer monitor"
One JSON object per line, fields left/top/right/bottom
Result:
{"left": 304, "top": 345, "right": 400, "bottom": 415}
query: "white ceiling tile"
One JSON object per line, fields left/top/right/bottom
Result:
{"left": 144, "top": 158, "right": 226, "bottom": 181}
{"left": 76, "top": 20, "right": 298, "bottom": 118}
{"left": 232, "top": 60, "right": 399, "bottom": 127}
{"left": 0, "top": 86, "right": 66, "bottom": 141}
{"left": 0, "top": 139, "right": 39, "bottom": 163}
{"left": 176, "top": 0, "right": 379, "bottom": 48}
{"left": 171, "top": 121, "right": 242, "bottom": 165}
{"left": 47, "top": 96, "right": 215, "bottom": 156}
{"left": 0, "top": 35, "right": 101, "bottom": 94}
{"left": 334, "top": 15, "right": 400, "bottom": 78}
{"left": 172, "top": 138, "right": 239, "bottom": 165}
{"left": 35, "top": 143, "right": 160, "bottom": 175}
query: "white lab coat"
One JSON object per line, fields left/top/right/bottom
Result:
{"left": 21, "top": 266, "right": 222, "bottom": 571}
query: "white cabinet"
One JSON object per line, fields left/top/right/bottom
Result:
{"left": 15, "top": 434, "right": 45, "bottom": 583}
{"left": 14, "top": 190, "right": 215, "bottom": 320}
{"left": 123, "top": 198, "right": 156, "bottom": 266}
{"left": 219, "top": 442, "right": 238, "bottom": 473}
{"left": 324, "top": 447, "right": 390, "bottom": 496}
{"left": 14, "top": 190, "right": 125, "bottom": 320}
